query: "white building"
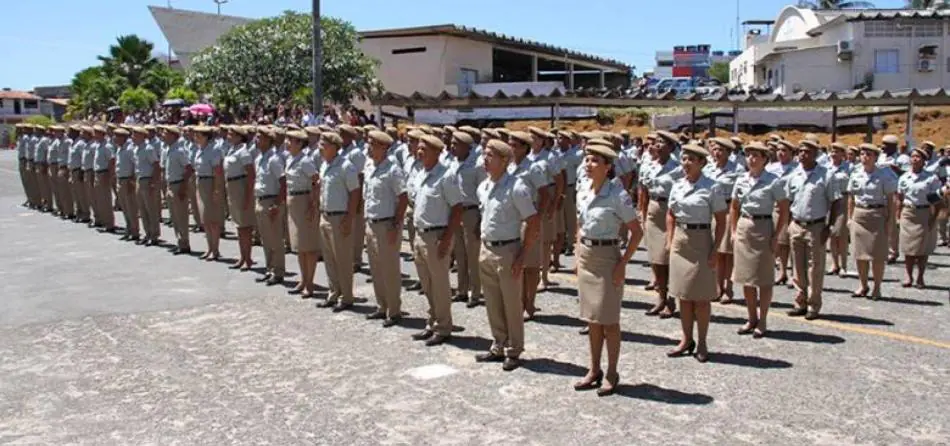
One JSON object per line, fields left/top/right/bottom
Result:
{"left": 0, "top": 89, "right": 44, "bottom": 122}
{"left": 730, "top": 6, "right": 950, "bottom": 94}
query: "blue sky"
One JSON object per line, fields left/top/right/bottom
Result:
{"left": 1, "top": 0, "right": 912, "bottom": 91}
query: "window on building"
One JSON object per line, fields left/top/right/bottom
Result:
{"left": 864, "top": 21, "right": 912, "bottom": 38}
{"left": 23, "top": 100, "right": 38, "bottom": 109}
{"left": 657, "top": 60, "right": 674, "bottom": 67}
{"left": 914, "top": 22, "right": 943, "bottom": 37}
{"left": 874, "top": 49, "right": 900, "bottom": 73}
{"left": 391, "top": 47, "right": 426, "bottom": 55}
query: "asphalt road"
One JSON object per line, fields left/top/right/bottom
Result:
{"left": 0, "top": 150, "right": 947, "bottom": 445}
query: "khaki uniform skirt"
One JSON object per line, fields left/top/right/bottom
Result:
{"left": 829, "top": 197, "right": 849, "bottom": 237}
{"left": 850, "top": 206, "right": 887, "bottom": 261}
{"left": 645, "top": 199, "right": 670, "bottom": 265}
{"left": 774, "top": 207, "right": 790, "bottom": 246}
{"left": 226, "top": 177, "right": 254, "bottom": 228}
{"left": 577, "top": 243, "right": 622, "bottom": 325}
{"left": 900, "top": 206, "right": 936, "bottom": 256}
{"left": 669, "top": 226, "right": 717, "bottom": 301}
{"left": 715, "top": 204, "right": 734, "bottom": 254}
{"left": 732, "top": 216, "right": 775, "bottom": 288}
{"left": 197, "top": 177, "right": 224, "bottom": 225}
{"left": 288, "top": 193, "right": 319, "bottom": 253}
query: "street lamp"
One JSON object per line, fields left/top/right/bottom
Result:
{"left": 213, "top": 0, "right": 228, "bottom": 15}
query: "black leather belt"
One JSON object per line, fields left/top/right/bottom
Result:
{"left": 94, "top": 169, "right": 108, "bottom": 174}
{"left": 741, "top": 213, "right": 772, "bottom": 221}
{"left": 117, "top": 176, "right": 131, "bottom": 180}
{"left": 580, "top": 237, "right": 619, "bottom": 247}
{"left": 856, "top": 203, "right": 884, "bottom": 209}
{"left": 289, "top": 190, "right": 310, "bottom": 196}
{"left": 168, "top": 179, "right": 183, "bottom": 185}
{"left": 420, "top": 225, "right": 447, "bottom": 234}
{"left": 677, "top": 223, "right": 711, "bottom": 230}
{"left": 137, "top": 176, "right": 151, "bottom": 180}
{"left": 370, "top": 216, "right": 394, "bottom": 224}
{"left": 198, "top": 175, "right": 214, "bottom": 180}
{"left": 650, "top": 195, "right": 668, "bottom": 202}
{"left": 323, "top": 210, "right": 346, "bottom": 217}
{"left": 257, "top": 194, "right": 278, "bottom": 201}
{"left": 484, "top": 238, "right": 519, "bottom": 247}
{"left": 227, "top": 174, "right": 246, "bottom": 182}
{"left": 793, "top": 218, "right": 825, "bottom": 227}
{"left": 905, "top": 204, "right": 930, "bottom": 209}
{"left": 463, "top": 204, "right": 479, "bottom": 211}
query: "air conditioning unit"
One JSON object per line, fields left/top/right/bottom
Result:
{"left": 837, "top": 40, "right": 853, "bottom": 61}
{"left": 919, "top": 59, "right": 935, "bottom": 72}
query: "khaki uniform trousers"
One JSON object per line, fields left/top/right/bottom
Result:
{"left": 789, "top": 220, "right": 826, "bottom": 313}
{"left": 138, "top": 178, "right": 162, "bottom": 241}
{"left": 57, "top": 167, "right": 72, "bottom": 215}
{"left": 167, "top": 180, "right": 191, "bottom": 249}
{"left": 25, "top": 162, "right": 40, "bottom": 206}
{"left": 453, "top": 207, "right": 482, "bottom": 298}
{"left": 255, "top": 197, "right": 286, "bottom": 277}
{"left": 189, "top": 177, "right": 202, "bottom": 228}
{"left": 936, "top": 198, "right": 950, "bottom": 244}
{"left": 479, "top": 241, "right": 524, "bottom": 358}
{"left": 414, "top": 228, "right": 455, "bottom": 336}
{"left": 319, "top": 213, "right": 355, "bottom": 304}
{"left": 353, "top": 210, "right": 365, "bottom": 266}
{"left": 72, "top": 170, "right": 89, "bottom": 219}
{"left": 366, "top": 219, "right": 402, "bottom": 317}
{"left": 118, "top": 178, "right": 139, "bottom": 236}
{"left": 564, "top": 185, "right": 578, "bottom": 243}
{"left": 18, "top": 159, "right": 31, "bottom": 204}
{"left": 888, "top": 218, "right": 899, "bottom": 257}
{"left": 36, "top": 166, "right": 51, "bottom": 208}
{"left": 94, "top": 172, "right": 115, "bottom": 228}
{"left": 83, "top": 170, "right": 96, "bottom": 221}
{"left": 406, "top": 204, "right": 416, "bottom": 251}
{"left": 47, "top": 164, "right": 60, "bottom": 211}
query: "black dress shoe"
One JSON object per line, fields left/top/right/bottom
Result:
{"left": 466, "top": 299, "right": 481, "bottom": 308}
{"left": 502, "top": 357, "right": 521, "bottom": 371}
{"left": 173, "top": 248, "right": 192, "bottom": 255}
{"left": 265, "top": 276, "right": 284, "bottom": 286}
{"left": 129, "top": 236, "right": 140, "bottom": 242}
{"left": 452, "top": 294, "right": 467, "bottom": 302}
{"left": 382, "top": 317, "right": 401, "bottom": 328}
{"left": 316, "top": 300, "right": 337, "bottom": 309}
{"left": 135, "top": 239, "right": 147, "bottom": 245}
{"left": 407, "top": 282, "right": 422, "bottom": 291}
{"left": 365, "top": 311, "right": 386, "bottom": 320}
{"left": 119, "top": 234, "right": 130, "bottom": 241}
{"left": 787, "top": 308, "right": 807, "bottom": 317}
{"left": 475, "top": 352, "right": 505, "bottom": 363}
{"left": 411, "top": 329, "right": 434, "bottom": 341}
{"left": 424, "top": 333, "right": 450, "bottom": 346}
{"left": 255, "top": 273, "right": 273, "bottom": 283}
{"left": 804, "top": 311, "right": 819, "bottom": 320}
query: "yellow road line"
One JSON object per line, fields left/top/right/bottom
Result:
{"left": 548, "top": 271, "right": 950, "bottom": 350}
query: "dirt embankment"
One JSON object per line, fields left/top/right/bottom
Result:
{"left": 505, "top": 106, "right": 950, "bottom": 147}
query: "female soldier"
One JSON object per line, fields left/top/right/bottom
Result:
{"left": 826, "top": 142, "right": 852, "bottom": 276}
{"left": 847, "top": 143, "right": 898, "bottom": 299}
{"left": 666, "top": 143, "right": 727, "bottom": 362}
{"left": 284, "top": 130, "right": 320, "bottom": 296}
{"left": 898, "top": 147, "right": 942, "bottom": 288}
{"left": 224, "top": 126, "right": 256, "bottom": 271}
{"left": 703, "top": 137, "right": 744, "bottom": 304}
{"left": 730, "top": 142, "right": 789, "bottom": 338}
{"left": 192, "top": 126, "right": 225, "bottom": 261}
{"left": 638, "top": 130, "right": 683, "bottom": 318}
{"left": 573, "top": 142, "right": 642, "bottom": 397}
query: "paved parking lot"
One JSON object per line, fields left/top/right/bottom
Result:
{"left": 0, "top": 150, "right": 947, "bottom": 445}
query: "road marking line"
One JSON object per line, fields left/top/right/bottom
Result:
{"left": 549, "top": 271, "right": 950, "bottom": 350}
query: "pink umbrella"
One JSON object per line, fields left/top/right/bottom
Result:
{"left": 189, "top": 103, "right": 214, "bottom": 115}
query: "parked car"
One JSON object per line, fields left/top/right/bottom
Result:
{"left": 647, "top": 77, "right": 698, "bottom": 96}
{"left": 695, "top": 79, "right": 726, "bottom": 97}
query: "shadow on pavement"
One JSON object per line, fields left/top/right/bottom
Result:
{"left": 448, "top": 335, "right": 492, "bottom": 351}
{"left": 765, "top": 330, "right": 846, "bottom": 344}
{"left": 615, "top": 383, "right": 715, "bottom": 405}
{"left": 706, "top": 352, "right": 793, "bottom": 369}
{"left": 533, "top": 314, "right": 585, "bottom": 327}
{"left": 545, "top": 287, "right": 578, "bottom": 297}
{"left": 819, "top": 313, "right": 893, "bottom": 326}
{"left": 620, "top": 331, "right": 678, "bottom": 346}
{"left": 522, "top": 358, "right": 587, "bottom": 377}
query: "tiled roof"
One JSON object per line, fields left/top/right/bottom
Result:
{"left": 0, "top": 90, "right": 41, "bottom": 100}
{"left": 373, "top": 87, "right": 950, "bottom": 108}
{"left": 360, "top": 24, "right": 632, "bottom": 71}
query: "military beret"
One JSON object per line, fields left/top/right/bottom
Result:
{"left": 507, "top": 131, "right": 533, "bottom": 147}
{"left": 113, "top": 128, "right": 130, "bottom": 136}
{"left": 286, "top": 130, "right": 308, "bottom": 141}
{"left": 384, "top": 126, "right": 398, "bottom": 136}
{"left": 444, "top": 125, "right": 458, "bottom": 134}
{"left": 321, "top": 132, "right": 343, "bottom": 146}
{"left": 767, "top": 133, "right": 782, "bottom": 142}
{"left": 830, "top": 142, "right": 848, "bottom": 151}
{"left": 730, "top": 136, "right": 743, "bottom": 146}
{"left": 645, "top": 132, "right": 657, "bottom": 140}
{"left": 656, "top": 130, "right": 678, "bottom": 144}
{"left": 882, "top": 134, "right": 899, "bottom": 145}
{"left": 407, "top": 130, "right": 425, "bottom": 140}
{"left": 286, "top": 124, "right": 302, "bottom": 131}
{"left": 49, "top": 125, "right": 65, "bottom": 131}
{"left": 92, "top": 125, "right": 107, "bottom": 133}
{"left": 912, "top": 147, "right": 930, "bottom": 160}
{"left": 367, "top": 130, "right": 394, "bottom": 146}
{"left": 620, "top": 129, "right": 630, "bottom": 136}
{"left": 192, "top": 125, "right": 214, "bottom": 134}
{"left": 743, "top": 141, "right": 769, "bottom": 155}
{"left": 799, "top": 139, "right": 821, "bottom": 151}
{"left": 337, "top": 124, "right": 358, "bottom": 137}
{"left": 585, "top": 143, "right": 617, "bottom": 161}
{"left": 229, "top": 126, "right": 249, "bottom": 136}
{"left": 420, "top": 134, "right": 445, "bottom": 151}
{"left": 304, "top": 126, "right": 322, "bottom": 136}
{"left": 803, "top": 133, "right": 820, "bottom": 143}
{"left": 482, "top": 128, "right": 500, "bottom": 139}
{"left": 776, "top": 140, "right": 796, "bottom": 151}
{"left": 920, "top": 140, "right": 936, "bottom": 150}
{"left": 131, "top": 127, "right": 149, "bottom": 135}
{"left": 452, "top": 131, "right": 474, "bottom": 146}
{"left": 485, "top": 139, "right": 513, "bottom": 158}
{"left": 106, "top": 123, "right": 118, "bottom": 130}
{"left": 496, "top": 128, "right": 511, "bottom": 137}
{"left": 681, "top": 143, "right": 709, "bottom": 158}
{"left": 859, "top": 142, "right": 881, "bottom": 153}
{"left": 709, "top": 137, "right": 735, "bottom": 151}
{"left": 586, "top": 138, "right": 614, "bottom": 149}
{"left": 459, "top": 126, "right": 480, "bottom": 138}
{"left": 317, "top": 124, "right": 333, "bottom": 132}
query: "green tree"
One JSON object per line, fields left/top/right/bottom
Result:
{"left": 905, "top": 0, "right": 949, "bottom": 8}
{"left": 708, "top": 62, "right": 730, "bottom": 83}
{"left": 165, "top": 86, "right": 200, "bottom": 104}
{"left": 24, "top": 115, "right": 55, "bottom": 127}
{"left": 141, "top": 63, "right": 185, "bottom": 98}
{"left": 188, "top": 11, "right": 381, "bottom": 107}
{"left": 68, "top": 66, "right": 127, "bottom": 117}
{"left": 98, "top": 35, "right": 159, "bottom": 88}
{"left": 797, "top": 0, "right": 874, "bottom": 8}
{"left": 118, "top": 87, "right": 158, "bottom": 113}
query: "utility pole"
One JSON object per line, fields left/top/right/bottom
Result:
{"left": 213, "top": 0, "right": 228, "bottom": 15}
{"left": 167, "top": 0, "right": 173, "bottom": 64}
{"left": 312, "top": 0, "right": 323, "bottom": 123}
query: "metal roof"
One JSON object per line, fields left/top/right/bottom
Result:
{"left": 359, "top": 24, "right": 632, "bottom": 72}
{"left": 148, "top": 6, "right": 253, "bottom": 68}
{"left": 372, "top": 87, "right": 950, "bottom": 109}
{"left": 835, "top": 8, "right": 950, "bottom": 20}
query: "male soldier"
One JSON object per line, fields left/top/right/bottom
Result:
{"left": 163, "top": 126, "right": 194, "bottom": 254}
{"left": 877, "top": 134, "right": 907, "bottom": 263}
{"left": 410, "top": 134, "right": 465, "bottom": 346}
{"left": 449, "top": 130, "right": 486, "bottom": 308}
{"left": 56, "top": 126, "right": 75, "bottom": 219}
{"left": 253, "top": 128, "right": 287, "bottom": 286}
{"left": 363, "top": 130, "right": 409, "bottom": 326}
{"left": 507, "top": 131, "right": 553, "bottom": 320}
{"left": 15, "top": 124, "right": 33, "bottom": 207}
{"left": 526, "top": 127, "right": 564, "bottom": 289}
{"left": 304, "top": 126, "right": 324, "bottom": 260}
{"left": 315, "top": 132, "right": 360, "bottom": 311}
{"left": 24, "top": 125, "right": 40, "bottom": 209}
{"left": 403, "top": 130, "right": 426, "bottom": 279}
{"left": 33, "top": 126, "right": 52, "bottom": 212}
{"left": 185, "top": 127, "right": 204, "bottom": 233}
{"left": 133, "top": 127, "right": 162, "bottom": 246}
{"left": 554, "top": 130, "right": 582, "bottom": 263}
{"left": 69, "top": 127, "right": 90, "bottom": 223}
{"left": 338, "top": 124, "right": 367, "bottom": 271}
{"left": 113, "top": 128, "right": 139, "bottom": 241}
{"left": 786, "top": 139, "right": 842, "bottom": 321}
{"left": 92, "top": 125, "right": 117, "bottom": 233}
{"left": 47, "top": 126, "right": 65, "bottom": 216}
{"left": 82, "top": 126, "right": 100, "bottom": 226}
{"left": 475, "top": 139, "right": 540, "bottom": 371}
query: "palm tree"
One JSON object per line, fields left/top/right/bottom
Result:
{"left": 97, "top": 35, "right": 158, "bottom": 88}
{"left": 797, "top": 0, "right": 875, "bottom": 9}
{"left": 905, "top": 0, "right": 950, "bottom": 9}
